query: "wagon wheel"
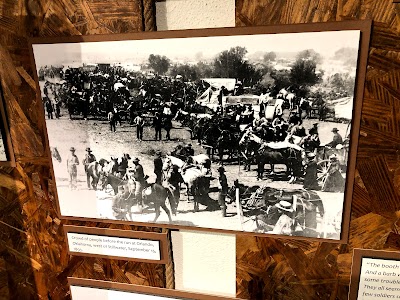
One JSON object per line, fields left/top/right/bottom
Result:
{"left": 316, "top": 159, "right": 330, "bottom": 187}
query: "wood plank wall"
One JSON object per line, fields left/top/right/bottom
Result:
{"left": 0, "top": 1, "right": 161, "bottom": 299}
{"left": 236, "top": 0, "right": 400, "bottom": 299}
{"left": 1, "top": 0, "right": 400, "bottom": 299}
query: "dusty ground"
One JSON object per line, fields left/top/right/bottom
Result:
{"left": 46, "top": 104, "right": 348, "bottom": 239}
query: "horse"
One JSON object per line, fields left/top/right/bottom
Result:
{"left": 256, "top": 145, "right": 285, "bottom": 180}
{"left": 85, "top": 160, "right": 105, "bottom": 190}
{"left": 216, "top": 130, "right": 237, "bottom": 163}
{"left": 181, "top": 166, "right": 211, "bottom": 212}
{"left": 50, "top": 147, "right": 62, "bottom": 163}
{"left": 142, "top": 183, "right": 175, "bottom": 222}
{"left": 100, "top": 171, "right": 127, "bottom": 195}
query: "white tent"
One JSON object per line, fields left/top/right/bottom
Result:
{"left": 201, "top": 78, "right": 236, "bottom": 91}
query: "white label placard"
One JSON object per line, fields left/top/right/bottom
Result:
{"left": 70, "top": 285, "right": 181, "bottom": 300}
{"left": 67, "top": 232, "right": 161, "bottom": 261}
{"left": 357, "top": 257, "right": 400, "bottom": 299}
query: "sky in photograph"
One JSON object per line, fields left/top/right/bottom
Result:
{"left": 33, "top": 30, "right": 360, "bottom": 68}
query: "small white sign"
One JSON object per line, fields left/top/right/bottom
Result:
{"left": 358, "top": 257, "right": 400, "bottom": 299}
{"left": 67, "top": 232, "right": 161, "bottom": 261}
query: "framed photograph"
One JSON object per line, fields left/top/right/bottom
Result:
{"left": 0, "top": 84, "right": 15, "bottom": 166}
{"left": 349, "top": 249, "right": 400, "bottom": 300}
{"left": 29, "top": 20, "right": 371, "bottom": 242}
{"left": 68, "top": 277, "right": 236, "bottom": 300}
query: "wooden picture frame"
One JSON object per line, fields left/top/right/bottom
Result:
{"left": 63, "top": 225, "right": 169, "bottom": 264}
{"left": 0, "top": 83, "right": 15, "bottom": 166}
{"left": 29, "top": 20, "right": 371, "bottom": 243}
{"left": 348, "top": 249, "right": 400, "bottom": 300}
{"left": 68, "top": 277, "right": 237, "bottom": 300}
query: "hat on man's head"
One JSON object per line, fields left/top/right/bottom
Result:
{"left": 313, "top": 123, "right": 318, "bottom": 126}
{"left": 132, "top": 157, "right": 140, "bottom": 162}
{"left": 275, "top": 200, "right": 294, "bottom": 212}
{"left": 70, "top": 147, "right": 76, "bottom": 151}
{"left": 331, "top": 128, "right": 339, "bottom": 132}
{"left": 86, "top": 147, "right": 92, "bottom": 152}
{"left": 217, "top": 166, "right": 225, "bottom": 172}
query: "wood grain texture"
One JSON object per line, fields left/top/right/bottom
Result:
{"left": 0, "top": 0, "right": 158, "bottom": 299}
{"left": 236, "top": 0, "right": 400, "bottom": 299}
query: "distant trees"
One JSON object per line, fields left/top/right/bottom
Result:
{"left": 213, "top": 46, "right": 262, "bottom": 85}
{"left": 148, "top": 54, "right": 171, "bottom": 75}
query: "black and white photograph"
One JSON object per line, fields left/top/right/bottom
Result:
{"left": 31, "top": 25, "right": 363, "bottom": 240}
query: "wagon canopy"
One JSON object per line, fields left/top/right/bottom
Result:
{"left": 225, "top": 95, "right": 260, "bottom": 105}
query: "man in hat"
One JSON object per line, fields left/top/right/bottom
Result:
{"left": 117, "top": 153, "right": 131, "bottom": 178}
{"left": 133, "top": 113, "right": 145, "bottom": 141}
{"left": 303, "top": 152, "right": 319, "bottom": 190}
{"left": 82, "top": 147, "right": 96, "bottom": 189}
{"left": 272, "top": 200, "right": 295, "bottom": 235}
{"left": 326, "top": 128, "right": 343, "bottom": 148}
{"left": 217, "top": 166, "right": 229, "bottom": 217}
{"left": 164, "top": 116, "right": 172, "bottom": 141}
{"left": 309, "top": 123, "right": 319, "bottom": 135}
{"left": 153, "top": 151, "right": 163, "bottom": 184}
{"left": 184, "top": 143, "right": 194, "bottom": 156}
{"left": 67, "top": 147, "right": 79, "bottom": 190}
{"left": 153, "top": 112, "right": 163, "bottom": 141}
{"left": 132, "top": 157, "right": 145, "bottom": 205}
{"left": 166, "top": 164, "right": 184, "bottom": 214}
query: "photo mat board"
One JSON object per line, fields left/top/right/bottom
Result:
{"left": 68, "top": 277, "right": 237, "bottom": 300}
{"left": 64, "top": 225, "right": 168, "bottom": 263}
{"left": 29, "top": 20, "right": 371, "bottom": 242}
{"left": 0, "top": 84, "right": 15, "bottom": 166}
{"left": 349, "top": 249, "right": 400, "bottom": 300}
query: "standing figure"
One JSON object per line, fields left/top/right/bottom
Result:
{"left": 166, "top": 165, "right": 184, "bottom": 214}
{"left": 303, "top": 152, "right": 319, "bottom": 190}
{"left": 132, "top": 157, "right": 145, "bottom": 206}
{"left": 217, "top": 166, "right": 229, "bottom": 217}
{"left": 322, "top": 154, "right": 345, "bottom": 192}
{"left": 134, "top": 113, "right": 145, "bottom": 141}
{"left": 153, "top": 112, "right": 163, "bottom": 141}
{"left": 108, "top": 110, "right": 116, "bottom": 132}
{"left": 164, "top": 116, "right": 172, "bottom": 141}
{"left": 45, "top": 97, "right": 54, "bottom": 119}
{"left": 82, "top": 147, "right": 96, "bottom": 189}
{"left": 67, "top": 147, "right": 79, "bottom": 190}
{"left": 153, "top": 151, "right": 163, "bottom": 184}
{"left": 184, "top": 143, "right": 194, "bottom": 156}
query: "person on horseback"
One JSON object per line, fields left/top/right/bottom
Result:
{"left": 82, "top": 147, "right": 96, "bottom": 189}
{"left": 217, "top": 166, "right": 229, "bottom": 217}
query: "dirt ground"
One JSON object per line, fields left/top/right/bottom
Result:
{"left": 47, "top": 106, "right": 348, "bottom": 239}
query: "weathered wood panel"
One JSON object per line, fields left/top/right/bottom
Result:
{"left": 0, "top": 0, "right": 158, "bottom": 299}
{"left": 236, "top": 0, "right": 400, "bottom": 299}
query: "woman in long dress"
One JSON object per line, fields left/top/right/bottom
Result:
{"left": 322, "top": 154, "right": 345, "bottom": 192}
